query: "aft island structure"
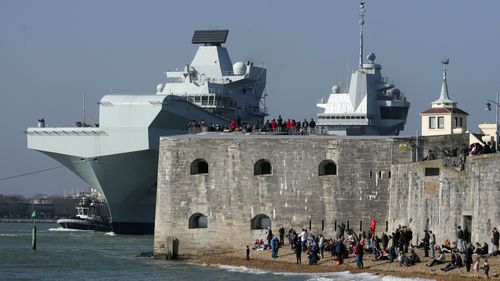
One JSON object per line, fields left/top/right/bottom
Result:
{"left": 316, "top": 0, "right": 410, "bottom": 135}
{"left": 27, "top": 30, "right": 267, "bottom": 234}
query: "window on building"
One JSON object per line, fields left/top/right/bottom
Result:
{"left": 438, "top": 116, "right": 445, "bottom": 129}
{"left": 188, "top": 213, "right": 208, "bottom": 229}
{"left": 254, "top": 159, "right": 272, "bottom": 175}
{"left": 460, "top": 117, "right": 463, "bottom": 127}
{"left": 455, "top": 117, "right": 458, "bottom": 128}
{"left": 429, "top": 117, "right": 436, "bottom": 129}
{"left": 369, "top": 171, "right": 373, "bottom": 178}
{"left": 190, "top": 159, "right": 209, "bottom": 175}
{"left": 250, "top": 214, "right": 271, "bottom": 230}
{"left": 318, "top": 160, "right": 337, "bottom": 176}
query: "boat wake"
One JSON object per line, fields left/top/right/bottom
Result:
{"left": 48, "top": 227, "right": 89, "bottom": 232}
{"left": 104, "top": 231, "right": 116, "bottom": 236}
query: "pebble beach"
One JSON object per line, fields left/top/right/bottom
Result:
{"left": 196, "top": 247, "right": 499, "bottom": 281}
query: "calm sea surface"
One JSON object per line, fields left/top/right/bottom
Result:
{"left": 0, "top": 223, "right": 430, "bottom": 281}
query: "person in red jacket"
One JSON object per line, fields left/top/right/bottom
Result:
{"left": 230, "top": 119, "right": 236, "bottom": 131}
{"left": 370, "top": 218, "right": 376, "bottom": 236}
{"left": 271, "top": 119, "right": 277, "bottom": 131}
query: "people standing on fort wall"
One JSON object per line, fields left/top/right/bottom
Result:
{"left": 277, "top": 115, "right": 283, "bottom": 132}
{"left": 230, "top": 119, "right": 236, "bottom": 131}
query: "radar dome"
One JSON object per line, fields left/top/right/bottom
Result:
{"left": 332, "top": 84, "right": 341, "bottom": 93}
{"left": 233, "top": 62, "right": 247, "bottom": 75}
{"left": 367, "top": 52, "right": 376, "bottom": 62}
{"left": 156, "top": 83, "right": 164, "bottom": 93}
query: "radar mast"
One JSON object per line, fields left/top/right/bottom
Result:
{"left": 359, "top": 0, "right": 366, "bottom": 70}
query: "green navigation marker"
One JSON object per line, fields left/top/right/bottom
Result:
{"left": 32, "top": 210, "right": 37, "bottom": 250}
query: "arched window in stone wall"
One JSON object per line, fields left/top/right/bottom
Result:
{"left": 250, "top": 214, "right": 271, "bottom": 230}
{"left": 318, "top": 160, "right": 337, "bottom": 176}
{"left": 254, "top": 159, "right": 272, "bottom": 175}
{"left": 190, "top": 159, "right": 209, "bottom": 175}
{"left": 188, "top": 213, "right": 208, "bottom": 229}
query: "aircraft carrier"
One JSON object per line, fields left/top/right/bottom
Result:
{"left": 27, "top": 30, "right": 267, "bottom": 234}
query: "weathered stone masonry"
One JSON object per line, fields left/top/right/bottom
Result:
{"left": 153, "top": 134, "right": 481, "bottom": 259}
{"left": 389, "top": 153, "right": 500, "bottom": 245}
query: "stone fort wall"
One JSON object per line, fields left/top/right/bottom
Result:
{"left": 388, "top": 153, "right": 500, "bottom": 245}
{"left": 154, "top": 134, "right": 471, "bottom": 259}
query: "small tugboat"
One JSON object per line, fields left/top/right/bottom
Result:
{"left": 57, "top": 196, "right": 112, "bottom": 232}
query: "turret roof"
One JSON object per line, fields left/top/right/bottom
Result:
{"left": 432, "top": 60, "right": 456, "bottom": 107}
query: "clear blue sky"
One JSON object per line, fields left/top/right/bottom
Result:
{"left": 1, "top": 0, "right": 499, "bottom": 196}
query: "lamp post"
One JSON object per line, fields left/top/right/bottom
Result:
{"left": 485, "top": 91, "right": 500, "bottom": 152}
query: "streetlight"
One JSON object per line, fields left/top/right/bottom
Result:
{"left": 485, "top": 91, "right": 499, "bottom": 152}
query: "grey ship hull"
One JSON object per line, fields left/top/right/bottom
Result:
{"left": 47, "top": 150, "right": 158, "bottom": 234}
{"left": 28, "top": 96, "right": 229, "bottom": 234}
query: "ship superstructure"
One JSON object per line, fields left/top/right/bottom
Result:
{"left": 27, "top": 30, "right": 267, "bottom": 234}
{"left": 316, "top": 1, "right": 410, "bottom": 135}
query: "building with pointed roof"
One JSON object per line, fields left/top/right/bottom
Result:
{"left": 421, "top": 59, "right": 468, "bottom": 136}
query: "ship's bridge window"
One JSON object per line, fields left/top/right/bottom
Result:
{"left": 251, "top": 214, "right": 271, "bottom": 230}
{"left": 254, "top": 159, "right": 272, "bottom": 175}
{"left": 189, "top": 213, "right": 208, "bottom": 229}
{"left": 191, "top": 159, "right": 209, "bottom": 175}
{"left": 319, "top": 160, "right": 337, "bottom": 176}
{"left": 380, "top": 106, "right": 408, "bottom": 119}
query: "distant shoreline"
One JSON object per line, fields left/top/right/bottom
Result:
{"left": 0, "top": 219, "right": 57, "bottom": 223}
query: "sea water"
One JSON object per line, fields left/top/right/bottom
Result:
{"left": 0, "top": 223, "right": 432, "bottom": 281}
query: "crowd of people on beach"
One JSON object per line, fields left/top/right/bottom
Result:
{"left": 187, "top": 115, "right": 319, "bottom": 135}
{"left": 248, "top": 222, "right": 497, "bottom": 279}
